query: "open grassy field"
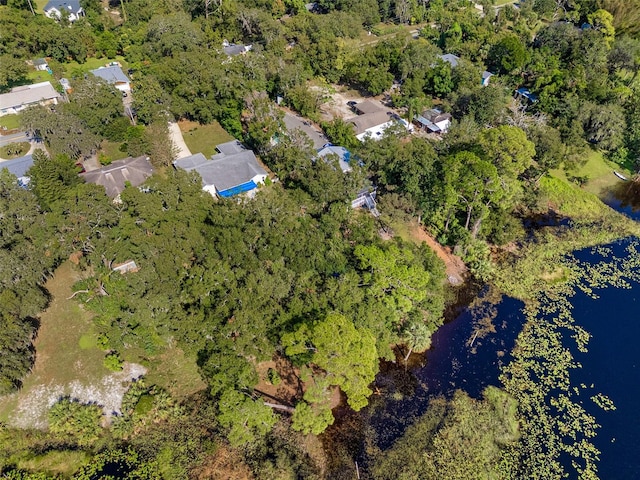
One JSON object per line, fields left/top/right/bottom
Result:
{"left": 179, "top": 120, "right": 233, "bottom": 157}
{"left": 0, "top": 261, "right": 206, "bottom": 427}
{"left": 62, "top": 56, "right": 129, "bottom": 79}
{"left": 0, "top": 114, "right": 21, "bottom": 131}
{"left": 0, "top": 262, "right": 112, "bottom": 426}
{"left": 552, "top": 149, "right": 631, "bottom": 197}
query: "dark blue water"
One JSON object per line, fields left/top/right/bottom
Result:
{"left": 369, "top": 294, "right": 526, "bottom": 450}
{"left": 366, "top": 239, "right": 640, "bottom": 478}
{"left": 568, "top": 242, "right": 640, "bottom": 479}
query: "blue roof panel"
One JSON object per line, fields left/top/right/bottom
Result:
{"left": 218, "top": 180, "right": 258, "bottom": 197}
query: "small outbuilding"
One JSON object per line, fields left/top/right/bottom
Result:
{"left": 413, "top": 108, "right": 452, "bottom": 134}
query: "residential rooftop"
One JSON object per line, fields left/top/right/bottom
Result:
{"left": 173, "top": 141, "right": 267, "bottom": 196}
{"left": 90, "top": 65, "right": 130, "bottom": 85}
{"left": 81, "top": 156, "right": 153, "bottom": 197}
{"left": 0, "top": 82, "right": 60, "bottom": 113}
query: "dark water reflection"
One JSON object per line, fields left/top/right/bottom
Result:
{"left": 367, "top": 293, "right": 526, "bottom": 451}
{"left": 603, "top": 181, "right": 640, "bottom": 221}
{"left": 359, "top": 240, "right": 640, "bottom": 479}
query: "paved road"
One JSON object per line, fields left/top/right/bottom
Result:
{"left": 283, "top": 112, "right": 328, "bottom": 149}
{"left": 0, "top": 131, "right": 28, "bottom": 147}
{"left": 168, "top": 121, "right": 192, "bottom": 159}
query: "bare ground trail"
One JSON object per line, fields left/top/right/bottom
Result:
{"left": 408, "top": 224, "right": 468, "bottom": 285}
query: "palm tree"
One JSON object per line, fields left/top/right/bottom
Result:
{"left": 402, "top": 321, "right": 432, "bottom": 363}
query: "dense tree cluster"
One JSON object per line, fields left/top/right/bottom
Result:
{"left": 2, "top": 0, "right": 640, "bottom": 477}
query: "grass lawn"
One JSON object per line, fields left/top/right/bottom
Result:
{"left": 136, "top": 345, "right": 206, "bottom": 399}
{"left": 0, "top": 142, "right": 30, "bottom": 159}
{"left": 552, "top": 149, "right": 631, "bottom": 197}
{"left": 0, "top": 260, "right": 206, "bottom": 426}
{"left": 18, "top": 451, "right": 90, "bottom": 477}
{"left": 0, "top": 114, "right": 21, "bottom": 130}
{"left": 179, "top": 120, "right": 233, "bottom": 157}
{"left": 27, "top": 70, "right": 53, "bottom": 84}
{"left": 99, "top": 139, "right": 126, "bottom": 164}
{"left": 62, "top": 56, "right": 129, "bottom": 80}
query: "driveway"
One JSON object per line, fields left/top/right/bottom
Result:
{"left": 282, "top": 112, "right": 328, "bottom": 149}
{"left": 168, "top": 121, "right": 192, "bottom": 159}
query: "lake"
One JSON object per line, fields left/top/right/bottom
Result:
{"left": 363, "top": 237, "right": 640, "bottom": 479}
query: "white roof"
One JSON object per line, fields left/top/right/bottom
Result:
{"left": 0, "top": 82, "right": 60, "bottom": 111}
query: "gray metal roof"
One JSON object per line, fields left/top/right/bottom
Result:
{"left": 33, "top": 58, "right": 48, "bottom": 66}
{"left": 439, "top": 54, "right": 460, "bottom": 68}
{"left": 223, "top": 44, "right": 248, "bottom": 56}
{"left": 90, "top": 66, "right": 130, "bottom": 85}
{"left": 0, "top": 154, "right": 33, "bottom": 178}
{"left": 81, "top": 156, "right": 153, "bottom": 197}
{"left": 0, "top": 82, "right": 59, "bottom": 111}
{"left": 44, "top": 0, "right": 82, "bottom": 13}
{"left": 317, "top": 146, "right": 351, "bottom": 173}
{"left": 173, "top": 141, "right": 266, "bottom": 192}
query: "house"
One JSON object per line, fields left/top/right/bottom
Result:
{"left": 353, "top": 100, "right": 384, "bottom": 116}
{"left": 515, "top": 87, "right": 538, "bottom": 104}
{"left": 0, "top": 81, "right": 60, "bottom": 117}
{"left": 90, "top": 65, "right": 131, "bottom": 92}
{"left": 317, "top": 145, "right": 352, "bottom": 173}
{"left": 439, "top": 53, "right": 494, "bottom": 87}
{"left": 222, "top": 41, "right": 253, "bottom": 57}
{"left": 345, "top": 101, "right": 397, "bottom": 142}
{"left": 482, "top": 71, "right": 493, "bottom": 86}
{"left": 413, "top": 108, "right": 452, "bottom": 134}
{"left": 348, "top": 111, "right": 395, "bottom": 141}
{"left": 0, "top": 154, "right": 34, "bottom": 187}
{"left": 81, "top": 156, "right": 153, "bottom": 198}
{"left": 43, "top": 0, "right": 84, "bottom": 22}
{"left": 173, "top": 141, "right": 268, "bottom": 198}
{"left": 32, "top": 58, "right": 49, "bottom": 72}
{"left": 439, "top": 54, "right": 460, "bottom": 68}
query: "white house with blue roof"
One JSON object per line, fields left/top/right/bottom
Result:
{"left": 173, "top": 141, "right": 268, "bottom": 198}
{"left": 317, "top": 145, "right": 352, "bottom": 173}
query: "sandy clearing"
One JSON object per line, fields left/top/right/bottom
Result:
{"left": 9, "top": 363, "right": 147, "bottom": 429}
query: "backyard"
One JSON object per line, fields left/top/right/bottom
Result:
{"left": 179, "top": 120, "right": 234, "bottom": 157}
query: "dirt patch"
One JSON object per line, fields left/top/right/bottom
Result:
{"left": 7, "top": 363, "right": 146, "bottom": 429}
{"left": 169, "top": 121, "right": 192, "bottom": 159}
{"left": 254, "top": 355, "right": 303, "bottom": 408}
{"left": 191, "top": 445, "right": 254, "bottom": 480}
{"left": 318, "top": 87, "right": 368, "bottom": 122}
{"left": 408, "top": 223, "right": 468, "bottom": 285}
